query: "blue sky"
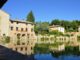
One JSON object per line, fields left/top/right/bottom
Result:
{"left": 2, "top": 0, "right": 80, "bottom": 22}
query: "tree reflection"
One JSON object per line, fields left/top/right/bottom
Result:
{"left": 51, "top": 46, "right": 80, "bottom": 58}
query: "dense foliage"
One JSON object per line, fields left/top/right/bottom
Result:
{"left": 34, "top": 19, "right": 80, "bottom": 35}
{"left": 34, "top": 43, "right": 63, "bottom": 54}
{"left": 26, "top": 11, "right": 80, "bottom": 34}
{"left": 5, "top": 36, "right": 10, "bottom": 43}
{"left": 50, "top": 19, "right": 80, "bottom": 32}
{"left": 34, "top": 22, "right": 49, "bottom": 35}
{"left": 49, "top": 30, "right": 63, "bottom": 36}
{"left": 51, "top": 46, "right": 80, "bottom": 58}
{"left": 34, "top": 44, "right": 50, "bottom": 53}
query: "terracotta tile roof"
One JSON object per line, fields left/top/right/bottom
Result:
{"left": 50, "top": 25, "right": 62, "bottom": 28}
{"left": 10, "top": 19, "right": 35, "bottom": 25}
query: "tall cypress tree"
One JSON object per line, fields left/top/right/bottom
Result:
{"left": 26, "top": 11, "right": 35, "bottom": 23}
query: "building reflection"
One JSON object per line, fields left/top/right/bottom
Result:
{"left": 51, "top": 46, "right": 80, "bottom": 58}
{"left": 0, "top": 45, "right": 35, "bottom": 60}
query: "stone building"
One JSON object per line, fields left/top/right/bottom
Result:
{"left": 0, "top": 10, "right": 36, "bottom": 55}
{"left": 36, "top": 35, "right": 77, "bottom": 45}
{"left": 49, "top": 25, "right": 65, "bottom": 33}
{"left": 0, "top": 10, "right": 35, "bottom": 37}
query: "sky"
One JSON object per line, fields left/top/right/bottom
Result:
{"left": 2, "top": 0, "right": 80, "bottom": 22}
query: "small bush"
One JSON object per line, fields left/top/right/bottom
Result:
{"left": 5, "top": 36, "right": 10, "bottom": 43}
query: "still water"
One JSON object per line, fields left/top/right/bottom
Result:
{"left": 0, "top": 45, "right": 80, "bottom": 60}
{"left": 35, "top": 54, "right": 80, "bottom": 60}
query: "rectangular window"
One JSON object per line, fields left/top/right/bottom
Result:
{"left": 21, "top": 28, "right": 23, "bottom": 31}
{"left": 16, "top": 27, "right": 18, "bottom": 31}
{"left": 31, "top": 28, "right": 33, "bottom": 32}
{"left": 11, "top": 26, "right": 13, "bottom": 30}
{"left": 25, "top": 47, "right": 27, "bottom": 50}
{"left": 22, "top": 43, "right": 25, "bottom": 45}
{"left": 27, "top": 34, "right": 29, "bottom": 38}
{"left": 22, "top": 34, "right": 25, "bottom": 36}
{"left": 26, "top": 28, "right": 27, "bottom": 31}
{"left": 11, "top": 21, "right": 13, "bottom": 23}
{"left": 21, "top": 47, "right": 23, "bottom": 51}
{"left": 15, "top": 48, "right": 18, "bottom": 51}
{"left": 31, "top": 47, "right": 33, "bottom": 50}
{"left": 16, "top": 22, "right": 19, "bottom": 24}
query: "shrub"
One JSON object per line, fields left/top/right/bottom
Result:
{"left": 5, "top": 36, "right": 10, "bottom": 43}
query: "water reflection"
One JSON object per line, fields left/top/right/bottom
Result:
{"left": 0, "top": 45, "right": 80, "bottom": 60}
{"left": 35, "top": 53, "right": 80, "bottom": 60}
{"left": 0, "top": 45, "right": 35, "bottom": 60}
{"left": 35, "top": 46, "right": 80, "bottom": 60}
{"left": 51, "top": 46, "right": 80, "bottom": 58}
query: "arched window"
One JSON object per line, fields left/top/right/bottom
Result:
{"left": 22, "top": 34, "right": 25, "bottom": 36}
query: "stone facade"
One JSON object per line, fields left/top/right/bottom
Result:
{"left": 36, "top": 35, "right": 77, "bottom": 44}
{"left": 0, "top": 10, "right": 36, "bottom": 39}
{"left": 0, "top": 10, "right": 36, "bottom": 55}
{"left": 49, "top": 25, "right": 65, "bottom": 33}
{"left": 0, "top": 10, "right": 10, "bottom": 36}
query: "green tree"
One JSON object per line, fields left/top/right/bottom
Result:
{"left": 60, "top": 20, "right": 71, "bottom": 32}
{"left": 71, "top": 20, "right": 78, "bottom": 32}
{"left": 50, "top": 19, "right": 61, "bottom": 25}
{"left": 34, "top": 22, "right": 49, "bottom": 35}
{"left": 26, "top": 11, "right": 35, "bottom": 22}
{"left": 50, "top": 19, "right": 80, "bottom": 32}
{"left": 77, "top": 36, "right": 80, "bottom": 42}
{"left": 49, "top": 30, "right": 63, "bottom": 36}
